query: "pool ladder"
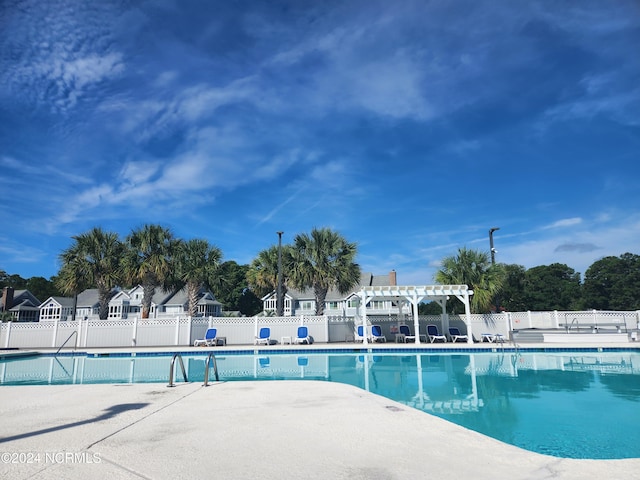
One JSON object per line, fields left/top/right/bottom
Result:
{"left": 55, "top": 331, "right": 78, "bottom": 355}
{"left": 168, "top": 353, "right": 188, "bottom": 387}
{"left": 168, "top": 352, "right": 219, "bottom": 387}
{"left": 203, "top": 352, "right": 220, "bottom": 386}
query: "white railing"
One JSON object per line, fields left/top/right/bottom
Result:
{"left": 1, "top": 310, "right": 638, "bottom": 349}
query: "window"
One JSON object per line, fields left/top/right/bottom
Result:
{"left": 265, "top": 298, "right": 276, "bottom": 311}
{"left": 40, "top": 304, "right": 61, "bottom": 321}
{"left": 108, "top": 305, "right": 121, "bottom": 318}
{"left": 367, "top": 300, "right": 387, "bottom": 310}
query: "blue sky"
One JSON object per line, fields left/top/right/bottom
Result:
{"left": 1, "top": 0, "right": 639, "bottom": 285}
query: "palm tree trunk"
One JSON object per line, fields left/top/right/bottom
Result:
{"left": 314, "top": 284, "right": 328, "bottom": 315}
{"left": 187, "top": 281, "right": 200, "bottom": 317}
{"left": 142, "top": 283, "right": 155, "bottom": 319}
{"left": 97, "top": 280, "right": 111, "bottom": 320}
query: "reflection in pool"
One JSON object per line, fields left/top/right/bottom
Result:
{"left": 1, "top": 351, "right": 639, "bottom": 459}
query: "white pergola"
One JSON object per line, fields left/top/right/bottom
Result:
{"left": 357, "top": 285, "right": 474, "bottom": 344}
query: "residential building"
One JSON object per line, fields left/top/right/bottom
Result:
{"left": 38, "top": 285, "right": 222, "bottom": 321}
{"left": 261, "top": 270, "right": 409, "bottom": 316}
{"left": 1, "top": 287, "right": 41, "bottom": 322}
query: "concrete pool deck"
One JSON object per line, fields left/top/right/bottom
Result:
{"left": 1, "top": 343, "right": 639, "bottom": 479}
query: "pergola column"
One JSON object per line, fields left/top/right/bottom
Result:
{"left": 359, "top": 292, "right": 370, "bottom": 345}
{"left": 411, "top": 293, "right": 421, "bottom": 344}
{"left": 456, "top": 292, "right": 474, "bottom": 344}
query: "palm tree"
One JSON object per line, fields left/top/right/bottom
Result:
{"left": 288, "top": 227, "right": 361, "bottom": 315}
{"left": 173, "top": 238, "right": 222, "bottom": 317}
{"left": 435, "top": 247, "right": 504, "bottom": 313}
{"left": 246, "top": 245, "right": 293, "bottom": 299}
{"left": 57, "top": 227, "right": 123, "bottom": 319}
{"left": 122, "top": 224, "right": 177, "bottom": 319}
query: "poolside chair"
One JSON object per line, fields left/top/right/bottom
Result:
{"left": 194, "top": 328, "right": 219, "bottom": 347}
{"left": 427, "top": 324, "right": 447, "bottom": 343}
{"left": 294, "top": 325, "right": 313, "bottom": 344}
{"left": 254, "top": 327, "right": 272, "bottom": 346}
{"left": 355, "top": 325, "right": 367, "bottom": 342}
{"left": 370, "top": 325, "right": 386, "bottom": 343}
{"left": 399, "top": 324, "right": 416, "bottom": 343}
{"left": 448, "top": 327, "right": 469, "bottom": 343}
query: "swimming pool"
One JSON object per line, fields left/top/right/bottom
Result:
{"left": 1, "top": 350, "right": 638, "bottom": 459}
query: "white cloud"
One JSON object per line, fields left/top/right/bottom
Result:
{"left": 543, "top": 218, "right": 583, "bottom": 229}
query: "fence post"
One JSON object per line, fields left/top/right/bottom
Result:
{"left": 132, "top": 316, "right": 138, "bottom": 346}
{"left": 324, "top": 315, "right": 329, "bottom": 343}
{"left": 75, "top": 319, "right": 81, "bottom": 348}
{"left": 504, "top": 312, "right": 511, "bottom": 338}
{"left": 174, "top": 316, "right": 181, "bottom": 345}
{"left": 553, "top": 311, "right": 559, "bottom": 329}
{"left": 527, "top": 311, "right": 532, "bottom": 329}
{"left": 4, "top": 321, "right": 11, "bottom": 348}
{"left": 52, "top": 317, "right": 59, "bottom": 348}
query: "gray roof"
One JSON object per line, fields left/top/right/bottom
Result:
{"left": 9, "top": 299, "right": 40, "bottom": 311}
{"left": 271, "top": 272, "right": 394, "bottom": 302}
{"left": 76, "top": 289, "right": 103, "bottom": 308}
{"left": 40, "top": 296, "right": 76, "bottom": 308}
{"left": 9, "top": 290, "right": 41, "bottom": 307}
{"left": 161, "top": 287, "right": 221, "bottom": 307}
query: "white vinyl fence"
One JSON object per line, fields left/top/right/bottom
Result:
{"left": 1, "top": 310, "right": 639, "bottom": 349}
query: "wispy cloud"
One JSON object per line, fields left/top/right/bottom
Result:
{"left": 555, "top": 243, "right": 600, "bottom": 253}
{"left": 543, "top": 218, "right": 583, "bottom": 229}
{"left": 256, "top": 189, "right": 304, "bottom": 226}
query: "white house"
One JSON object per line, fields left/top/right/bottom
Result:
{"left": 38, "top": 285, "right": 222, "bottom": 321}
{"left": 261, "top": 271, "right": 411, "bottom": 316}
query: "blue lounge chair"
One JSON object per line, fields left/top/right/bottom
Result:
{"left": 448, "top": 327, "right": 468, "bottom": 343}
{"left": 355, "top": 325, "right": 367, "bottom": 342}
{"left": 399, "top": 324, "right": 415, "bottom": 343}
{"left": 427, "top": 324, "right": 447, "bottom": 343}
{"left": 255, "top": 327, "right": 271, "bottom": 345}
{"left": 194, "top": 328, "right": 219, "bottom": 347}
{"left": 295, "top": 326, "right": 312, "bottom": 344}
{"left": 371, "top": 325, "right": 386, "bottom": 343}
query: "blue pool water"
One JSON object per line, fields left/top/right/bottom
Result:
{"left": 1, "top": 350, "right": 639, "bottom": 459}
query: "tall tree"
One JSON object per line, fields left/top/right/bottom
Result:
{"left": 246, "top": 245, "right": 293, "bottom": 299}
{"left": 57, "top": 227, "right": 123, "bottom": 319}
{"left": 435, "top": 247, "right": 504, "bottom": 313}
{"left": 499, "top": 264, "right": 528, "bottom": 311}
{"left": 212, "top": 261, "right": 252, "bottom": 313}
{"left": 288, "top": 227, "right": 361, "bottom": 315}
{"left": 25, "top": 276, "right": 59, "bottom": 303}
{"left": 582, "top": 253, "right": 640, "bottom": 310}
{"left": 123, "top": 224, "right": 177, "bottom": 319}
{"left": 523, "top": 263, "right": 581, "bottom": 311}
{"left": 0, "top": 272, "right": 27, "bottom": 289}
{"left": 173, "top": 238, "right": 222, "bottom": 317}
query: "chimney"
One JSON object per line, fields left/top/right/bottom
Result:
{"left": 1, "top": 287, "right": 14, "bottom": 312}
{"left": 389, "top": 270, "right": 397, "bottom": 286}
